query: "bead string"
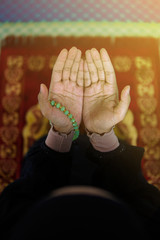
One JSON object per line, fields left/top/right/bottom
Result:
{"left": 50, "top": 100, "right": 79, "bottom": 141}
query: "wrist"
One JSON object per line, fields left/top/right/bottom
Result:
{"left": 87, "top": 128, "right": 119, "bottom": 152}
{"left": 53, "top": 125, "right": 73, "bottom": 135}
{"left": 86, "top": 126, "right": 113, "bottom": 135}
{"left": 49, "top": 121, "right": 73, "bottom": 135}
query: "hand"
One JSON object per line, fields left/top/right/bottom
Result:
{"left": 38, "top": 47, "right": 83, "bottom": 134}
{"left": 83, "top": 48, "right": 130, "bottom": 134}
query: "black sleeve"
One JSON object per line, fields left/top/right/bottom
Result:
{"left": 20, "top": 136, "right": 72, "bottom": 193}
{"left": 87, "top": 142, "right": 160, "bottom": 218}
{"left": 0, "top": 137, "right": 72, "bottom": 240}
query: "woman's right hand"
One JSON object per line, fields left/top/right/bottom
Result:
{"left": 38, "top": 47, "right": 83, "bottom": 134}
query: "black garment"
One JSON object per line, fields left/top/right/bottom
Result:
{"left": 0, "top": 135, "right": 160, "bottom": 239}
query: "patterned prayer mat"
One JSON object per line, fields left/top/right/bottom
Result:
{"left": 0, "top": 36, "right": 160, "bottom": 193}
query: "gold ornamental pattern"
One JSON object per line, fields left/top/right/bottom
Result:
{"left": 0, "top": 56, "right": 24, "bottom": 192}
{"left": 135, "top": 56, "right": 160, "bottom": 188}
{"left": 27, "top": 56, "right": 45, "bottom": 71}
{"left": 112, "top": 56, "right": 132, "bottom": 72}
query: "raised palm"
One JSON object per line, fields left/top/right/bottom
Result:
{"left": 83, "top": 48, "right": 130, "bottom": 134}
{"left": 38, "top": 47, "right": 83, "bottom": 133}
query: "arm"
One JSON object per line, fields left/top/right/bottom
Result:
{"left": 0, "top": 47, "right": 84, "bottom": 239}
{"left": 22, "top": 46, "right": 84, "bottom": 187}
{"left": 83, "top": 48, "right": 160, "bottom": 218}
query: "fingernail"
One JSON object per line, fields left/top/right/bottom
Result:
{"left": 126, "top": 85, "right": 130, "bottom": 95}
{"left": 40, "top": 84, "right": 43, "bottom": 93}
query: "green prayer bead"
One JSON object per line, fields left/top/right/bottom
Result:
{"left": 68, "top": 114, "right": 72, "bottom": 119}
{"left": 73, "top": 130, "right": 79, "bottom": 140}
{"left": 74, "top": 126, "right": 79, "bottom": 130}
{"left": 73, "top": 135, "right": 77, "bottom": 141}
{"left": 71, "top": 118, "right": 75, "bottom": 123}
{"left": 60, "top": 106, "right": 65, "bottom": 112}
{"left": 73, "top": 122, "right": 77, "bottom": 127}
{"left": 56, "top": 103, "right": 61, "bottom": 108}
{"left": 50, "top": 100, "right": 55, "bottom": 106}
{"left": 64, "top": 110, "right": 69, "bottom": 115}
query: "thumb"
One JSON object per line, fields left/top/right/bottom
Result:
{"left": 114, "top": 85, "right": 131, "bottom": 123}
{"left": 38, "top": 84, "right": 51, "bottom": 118}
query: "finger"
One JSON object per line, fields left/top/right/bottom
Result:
{"left": 114, "top": 85, "right": 131, "bottom": 123}
{"left": 63, "top": 46, "right": 77, "bottom": 81}
{"left": 91, "top": 48, "right": 105, "bottom": 81}
{"left": 84, "top": 60, "right": 91, "bottom": 87}
{"left": 85, "top": 50, "right": 98, "bottom": 83}
{"left": 77, "top": 59, "right": 83, "bottom": 87}
{"left": 100, "top": 48, "right": 116, "bottom": 84}
{"left": 70, "top": 49, "right": 81, "bottom": 82}
{"left": 51, "top": 49, "right": 68, "bottom": 83}
{"left": 38, "top": 84, "right": 52, "bottom": 119}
